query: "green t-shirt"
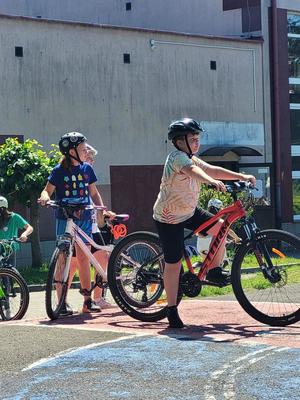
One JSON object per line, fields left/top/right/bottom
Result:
{"left": 0, "top": 213, "right": 28, "bottom": 251}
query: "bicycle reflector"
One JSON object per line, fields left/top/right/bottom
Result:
{"left": 111, "top": 224, "right": 127, "bottom": 240}
{"left": 272, "top": 248, "right": 285, "bottom": 258}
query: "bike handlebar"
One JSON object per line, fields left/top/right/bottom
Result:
{"left": 45, "top": 200, "right": 107, "bottom": 211}
{"left": 207, "top": 181, "right": 255, "bottom": 193}
{"left": 0, "top": 237, "right": 22, "bottom": 244}
{"left": 224, "top": 181, "right": 256, "bottom": 193}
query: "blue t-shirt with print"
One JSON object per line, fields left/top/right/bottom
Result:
{"left": 48, "top": 163, "right": 97, "bottom": 220}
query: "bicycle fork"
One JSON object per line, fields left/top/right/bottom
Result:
{"left": 243, "top": 219, "right": 281, "bottom": 284}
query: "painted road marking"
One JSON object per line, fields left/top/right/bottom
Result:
{"left": 8, "top": 336, "right": 299, "bottom": 400}
{"left": 22, "top": 335, "right": 135, "bottom": 372}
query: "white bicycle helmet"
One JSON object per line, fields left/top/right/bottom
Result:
{"left": 0, "top": 196, "right": 8, "bottom": 208}
{"left": 207, "top": 198, "right": 223, "bottom": 214}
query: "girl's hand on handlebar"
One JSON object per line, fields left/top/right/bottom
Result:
{"left": 104, "top": 210, "right": 116, "bottom": 220}
{"left": 211, "top": 180, "right": 227, "bottom": 192}
{"left": 38, "top": 193, "right": 50, "bottom": 206}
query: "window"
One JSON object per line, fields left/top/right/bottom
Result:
{"left": 288, "top": 13, "right": 300, "bottom": 219}
{"left": 239, "top": 165, "right": 271, "bottom": 205}
{"left": 292, "top": 172, "right": 300, "bottom": 219}
{"left": 126, "top": 2, "right": 132, "bottom": 11}
{"left": 290, "top": 107, "right": 300, "bottom": 145}
{"left": 210, "top": 61, "right": 217, "bottom": 70}
{"left": 288, "top": 38, "right": 300, "bottom": 78}
{"left": 15, "top": 46, "right": 23, "bottom": 57}
{"left": 289, "top": 83, "right": 300, "bottom": 103}
{"left": 123, "top": 53, "right": 130, "bottom": 64}
{"left": 288, "top": 14, "right": 300, "bottom": 35}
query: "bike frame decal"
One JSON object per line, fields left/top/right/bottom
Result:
{"left": 186, "top": 200, "right": 246, "bottom": 279}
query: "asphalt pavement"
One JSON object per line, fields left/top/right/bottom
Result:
{"left": 1, "top": 289, "right": 300, "bottom": 399}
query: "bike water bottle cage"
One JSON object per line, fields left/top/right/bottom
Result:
{"left": 59, "top": 132, "right": 87, "bottom": 164}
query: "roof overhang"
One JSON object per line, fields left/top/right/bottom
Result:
{"left": 199, "top": 146, "right": 263, "bottom": 157}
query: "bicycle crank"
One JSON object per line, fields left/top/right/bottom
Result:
{"left": 180, "top": 272, "right": 202, "bottom": 297}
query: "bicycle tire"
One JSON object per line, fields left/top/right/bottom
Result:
{"left": 0, "top": 267, "right": 29, "bottom": 321}
{"left": 45, "top": 248, "right": 69, "bottom": 320}
{"left": 108, "top": 231, "right": 182, "bottom": 322}
{"left": 232, "top": 229, "right": 300, "bottom": 326}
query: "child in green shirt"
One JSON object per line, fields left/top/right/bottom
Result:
{"left": 0, "top": 196, "right": 33, "bottom": 252}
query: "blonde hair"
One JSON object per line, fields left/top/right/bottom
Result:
{"left": 86, "top": 144, "right": 98, "bottom": 157}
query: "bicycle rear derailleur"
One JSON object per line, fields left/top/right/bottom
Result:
{"left": 180, "top": 272, "right": 202, "bottom": 298}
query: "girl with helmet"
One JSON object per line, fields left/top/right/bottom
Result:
{"left": 39, "top": 132, "right": 107, "bottom": 314}
{"left": 70, "top": 143, "right": 116, "bottom": 309}
{"left": 0, "top": 196, "right": 33, "bottom": 254}
{"left": 153, "top": 118, "right": 256, "bottom": 328}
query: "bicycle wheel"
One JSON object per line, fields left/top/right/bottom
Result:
{"left": 45, "top": 248, "right": 70, "bottom": 320}
{"left": 232, "top": 229, "right": 300, "bottom": 326}
{"left": 0, "top": 268, "right": 29, "bottom": 321}
{"left": 108, "top": 231, "right": 182, "bottom": 322}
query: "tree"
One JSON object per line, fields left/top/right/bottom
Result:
{"left": 0, "top": 138, "right": 60, "bottom": 268}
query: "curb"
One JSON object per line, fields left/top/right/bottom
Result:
{"left": 28, "top": 282, "right": 81, "bottom": 293}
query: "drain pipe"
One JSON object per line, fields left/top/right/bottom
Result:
{"left": 271, "top": 0, "right": 282, "bottom": 227}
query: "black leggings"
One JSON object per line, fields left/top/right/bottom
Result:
{"left": 154, "top": 207, "right": 214, "bottom": 263}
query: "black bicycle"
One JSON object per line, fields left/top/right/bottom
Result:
{"left": 108, "top": 182, "right": 300, "bottom": 327}
{"left": 0, "top": 238, "right": 30, "bottom": 321}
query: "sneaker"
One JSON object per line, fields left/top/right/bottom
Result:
{"left": 167, "top": 306, "right": 185, "bottom": 329}
{"left": 206, "top": 267, "right": 231, "bottom": 285}
{"left": 93, "top": 298, "right": 116, "bottom": 309}
{"left": 60, "top": 302, "right": 73, "bottom": 317}
{"left": 82, "top": 298, "right": 101, "bottom": 313}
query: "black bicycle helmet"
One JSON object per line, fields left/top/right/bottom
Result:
{"left": 168, "top": 118, "right": 203, "bottom": 141}
{"left": 59, "top": 132, "right": 87, "bottom": 155}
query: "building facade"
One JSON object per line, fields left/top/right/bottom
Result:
{"left": 1, "top": 1, "right": 300, "bottom": 266}
{"left": 0, "top": 14, "right": 266, "bottom": 236}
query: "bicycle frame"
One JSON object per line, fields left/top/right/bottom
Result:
{"left": 184, "top": 199, "right": 246, "bottom": 280}
{"left": 62, "top": 218, "right": 114, "bottom": 283}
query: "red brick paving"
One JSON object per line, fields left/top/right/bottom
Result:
{"left": 13, "top": 299, "right": 300, "bottom": 349}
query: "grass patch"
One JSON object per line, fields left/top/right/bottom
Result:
{"left": 19, "top": 264, "right": 80, "bottom": 285}
{"left": 18, "top": 264, "right": 49, "bottom": 285}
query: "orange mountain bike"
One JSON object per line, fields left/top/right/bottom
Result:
{"left": 108, "top": 181, "right": 300, "bottom": 326}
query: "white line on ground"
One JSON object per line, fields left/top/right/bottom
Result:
{"left": 22, "top": 335, "right": 135, "bottom": 372}
{"left": 204, "top": 345, "right": 287, "bottom": 400}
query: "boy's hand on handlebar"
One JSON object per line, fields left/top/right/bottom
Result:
{"left": 240, "top": 174, "right": 256, "bottom": 187}
{"left": 19, "top": 233, "right": 28, "bottom": 242}
{"left": 211, "top": 180, "right": 227, "bottom": 192}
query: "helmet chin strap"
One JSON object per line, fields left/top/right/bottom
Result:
{"left": 172, "top": 136, "right": 194, "bottom": 158}
{"left": 184, "top": 136, "right": 193, "bottom": 159}
{"left": 68, "top": 148, "right": 83, "bottom": 165}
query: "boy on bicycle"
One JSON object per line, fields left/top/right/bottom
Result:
{"left": 153, "top": 118, "right": 256, "bottom": 328}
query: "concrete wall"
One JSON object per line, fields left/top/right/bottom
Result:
{"left": 0, "top": 16, "right": 265, "bottom": 186}
{"left": 0, "top": 0, "right": 243, "bottom": 36}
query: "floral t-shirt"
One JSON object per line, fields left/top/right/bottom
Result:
{"left": 153, "top": 150, "right": 209, "bottom": 224}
